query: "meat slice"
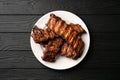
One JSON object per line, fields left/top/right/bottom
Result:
{"left": 42, "top": 37, "right": 63, "bottom": 62}
{"left": 61, "top": 39, "right": 84, "bottom": 59}
{"left": 31, "top": 26, "right": 57, "bottom": 43}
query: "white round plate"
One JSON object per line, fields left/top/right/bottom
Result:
{"left": 30, "top": 10, "right": 90, "bottom": 70}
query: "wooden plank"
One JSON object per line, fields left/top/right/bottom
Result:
{"left": 0, "top": 15, "right": 39, "bottom": 32}
{"left": 0, "top": 0, "right": 119, "bottom": 14}
{"left": 0, "top": 15, "right": 120, "bottom": 33}
{"left": 80, "top": 15, "right": 120, "bottom": 33}
{"left": 0, "top": 69, "right": 119, "bottom": 80}
{"left": 0, "top": 32, "right": 120, "bottom": 50}
{"left": 0, "top": 51, "right": 45, "bottom": 68}
{"left": 0, "top": 33, "right": 120, "bottom": 68}
{"left": 0, "top": 49, "right": 119, "bottom": 69}
{"left": 0, "top": 33, "right": 31, "bottom": 50}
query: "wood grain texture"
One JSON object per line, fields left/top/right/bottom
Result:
{"left": 0, "top": 33, "right": 30, "bottom": 50}
{"left": 0, "top": 68, "right": 119, "bottom": 80}
{"left": 0, "top": 33, "right": 120, "bottom": 69}
{"left": 0, "top": 49, "right": 119, "bottom": 69}
{"left": 0, "top": 33, "right": 120, "bottom": 50}
{"left": 0, "top": 0, "right": 119, "bottom": 14}
{"left": 0, "top": 15, "right": 120, "bottom": 32}
{"left": 0, "top": 51, "right": 45, "bottom": 68}
{"left": 0, "top": 0, "right": 120, "bottom": 79}
{"left": 0, "top": 15, "right": 38, "bottom": 32}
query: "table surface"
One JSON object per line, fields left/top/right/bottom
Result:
{"left": 0, "top": 0, "right": 120, "bottom": 80}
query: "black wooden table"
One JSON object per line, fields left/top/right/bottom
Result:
{"left": 0, "top": 0, "right": 120, "bottom": 80}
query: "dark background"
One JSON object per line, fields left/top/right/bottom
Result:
{"left": 0, "top": 0, "right": 120, "bottom": 80}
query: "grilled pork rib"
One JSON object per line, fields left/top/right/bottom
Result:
{"left": 46, "top": 14, "right": 84, "bottom": 48}
{"left": 31, "top": 26, "right": 57, "bottom": 43}
{"left": 42, "top": 37, "right": 63, "bottom": 62}
{"left": 46, "top": 14, "right": 85, "bottom": 59}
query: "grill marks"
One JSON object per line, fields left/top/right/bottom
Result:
{"left": 47, "top": 14, "right": 85, "bottom": 59}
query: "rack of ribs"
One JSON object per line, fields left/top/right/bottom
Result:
{"left": 46, "top": 14, "right": 85, "bottom": 48}
{"left": 42, "top": 37, "right": 63, "bottom": 62}
{"left": 46, "top": 14, "right": 85, "bottom": 59}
